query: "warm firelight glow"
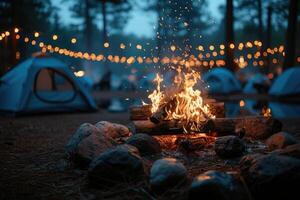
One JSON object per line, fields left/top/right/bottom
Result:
{"left": 262, "top": 107, "right": 272, "bottom": 117}
{"left": 239, "top": 100, "right": 245, "bottom": 107}
{"left": 148, "top": 67, "right": 215, "bottom": 132}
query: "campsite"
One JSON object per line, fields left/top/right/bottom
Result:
{"left": 1, "top": 0, "right": 300, "bottom": 200}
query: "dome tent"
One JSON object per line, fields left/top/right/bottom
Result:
{"left": 203, "top": 68, "right": 241, "bottom": 94}
{"left": 269, "top": 67, "right": 300, "bottom": 96}
{"left": 0, "top": 56, "right": 97, "bottom": 115}
{"left": 243, "top": 73, "right": 270, "bottom": 94}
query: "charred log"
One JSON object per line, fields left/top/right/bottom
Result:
{"left": 128, "top": 116, "right": 282, "bottom": 139}
{"left": 153, "top": 134, "right": 216, "bottom": 150}
{"left": 129, "top": 104, "right": 152, "bottom": 120}
{"left": 130, "top": 100, "right": 225, "bottom": 122}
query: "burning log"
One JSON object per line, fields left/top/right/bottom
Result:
{"left": 130, "top": 100, "right": 225, "bottom": 121}
{"left": 129, "top": 104, "right": 152, "bottom": 120}
{"left": 127, "top": 120, "right": 184, "bottom": 135}
{"left": 128, "top": 116, "right": 282, "bottom": 139}
{"left": 150, "top": 96, "right": 179, "bottom": 124}
{"left": 153, "top": 134, "right": 216, "bottom": 150}
{"left": 203, "top": 116, "right": 282, "bottom": 139}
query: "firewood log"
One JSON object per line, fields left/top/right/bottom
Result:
{"left": 128, "top": 116, "right": 282, "bottom": 139}
{"left": 153, "top": 134, "right": 216, "bottom": 150}
{"left": 129, "top": 104, "right": 152, "bottom": 120}
{"left": 150, "top": 98, "right": 177, "bottom": 124}
{"left": 127, "top": 120, "right": 184, "bottom": 135}
{"left": 205, "top": 116, "right": 282, "bottom": 139}
{"left": 129, "top": 101, "right": 225, "bottom": 121}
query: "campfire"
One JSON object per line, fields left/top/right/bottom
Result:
{"left": 147, "top": 66, "right": 215, "bottom": 133}
{"left": 128, "top": 66, "right": 282, "bottom": 143}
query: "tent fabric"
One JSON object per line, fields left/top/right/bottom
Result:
{"left": 243, "top": 74, "right": 270, "bottom": 94}
{"left": 269, "top": 67, "right": 300, "bottom": 96}
{"left": 203, "top": 68, "right": 241, "bottom": 94}
{"left": 0, "top": 56, "right": 97, "bottom": 114}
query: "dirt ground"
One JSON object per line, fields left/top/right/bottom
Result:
{"left": 0, "top": 110, "right": 300, "bottom": 200}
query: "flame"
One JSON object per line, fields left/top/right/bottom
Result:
{"left": 262, "top": 107, "right": 272, "bottom": 117}
{"left": 148, "top": 73, "right": 165, "bottom": 113}
{"left": 148, "top": 67, "right": 215, "bottom": 133}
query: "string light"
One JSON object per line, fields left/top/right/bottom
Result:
{"left": 0, "top": 28, "right": 292, "bottom": 69}
{"left": 71, "top": 38, "right": 77, "bottom": 44}
{"left": 104, "top": 42, "right": 109, "bottom": 48}
{"left": 52, "top": 34, "right": 58, "bottom": 40}
{"left": 14, "top": 28, "right": 19, "bottom": 33}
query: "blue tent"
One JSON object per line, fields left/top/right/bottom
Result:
{"left": 203, "top": 68, "right": 241, "bottom": 94}
{"left": 269, "top": 102, "right": 300, "bottom": 118}
{"left": 243, "top": 74, "right": 270, "bottom": 94}
{"left": 0, "top": 56, "right": 97, "bottom": 114}
{"left": 269, "top": 67, "right": 300, "bottom": 96}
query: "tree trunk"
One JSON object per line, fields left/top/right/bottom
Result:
{"left": 225, "top": 0, "right": 237, "bottom": 71}
{"left": 283, "top": 0, "right": 298, "bottom": 70}
{"left": 101, "top": 0, "right": 108, "bottom": 43}
{"left": 84, "top": 0, "right": 92, "bottom": 50}
{"left": 156, "top": 1, "right": 163, "bottom": 58}
{"left": 257, "top": 0, "right": 268, "bottom": 73}
{"left": 266, "top": 5, "right": 273, "bottom": 73}
{"left": 257, "top": 0, "right": 263, "bottom": 42}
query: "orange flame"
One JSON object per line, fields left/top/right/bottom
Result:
{"left": 148, "top": 73, "right": 165, "bottom": 113}
{"left": 148, "top": 67, "right": 215, "bottom": 132}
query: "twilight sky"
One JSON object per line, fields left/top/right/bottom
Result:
{"left": 52, "top": 0, "right": 224, "bottom": 38}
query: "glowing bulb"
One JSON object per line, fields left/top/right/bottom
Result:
{"left": 52, "top": 34, "right": 58, "bottom": 40}
{"left": 120, "top": 43, "right": 126, "bottom": 49}
{"left": 229, "top": 43, "right": 235, "bottom": 49}
{"left": 71, "top": 38, "right": 77, "bottom": 44}
{"left": 5, "top": 31, "right": 10, "bottom": 36}
{"left": 136, "top": 44, "right": 142, "bottom": 49}
{"left": 34, "top": 32, "right": 39, "bottom": 38}
{"left": 104, "top": 42, "right": 109, "bottom": 48}
{"left": 14, "top": 28, "right": 19, "bottom": 33}
{"left": 170, "top": 45, "right": 176, "bottom": 51}
{"left": 239, "top": 100, "right": 245, "bottom": 107}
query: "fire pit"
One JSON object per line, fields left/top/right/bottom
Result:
{"left": 65, "top": 69, "right": 300, "bottom": 200}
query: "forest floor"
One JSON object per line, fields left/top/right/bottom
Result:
{"left": 1, "top": 109, "right": 300, "bottom": 200}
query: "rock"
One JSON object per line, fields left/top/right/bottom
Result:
{"left": 150, "top": 158, "right": 188, "bottom": 194}
{"left": 126, "top": 133, "right": 161, "bottom": 156}
{"left": 95, "top": 121, "right": 131, "bottom": 139}
{"left": 88, "top": 144, "right": 145, "bottom": 187}
{"left": 65, "top": 123, "right": 113, "bottom": 168}
{"left": 189, "top": 171, "right": 249, "bottom": 200}
{"left": 272, "top": 143, "right": 300, "bottom": 159}
{"left": 240, "top": 154, "right": 300, "bottom": 200}
{"left": 266, "top": 132, "right": 298, "bottom": 151}
{"left": 215, "top": 136, "right": 245, "bottom": 158}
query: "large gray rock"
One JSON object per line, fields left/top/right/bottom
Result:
{"left": 215, "top": 136, "right": 245, "bottom": 158}
{"left": 88, "top": 144, "right": 145, "bottom": 187}
{"left": 126, "top": 133, "right": 161, "bottom": 156}
{"left": 65, "top": 123, "right": 113, "bottom": 168}
{"left": 240, "top": 154, "right": 300, "bottom": 200}
{"left": 272, "top": 143, "right": 300, "bottom": 159}
{"left": 95, "top": 121, "right": 130, "bottom": 139}
{"left": 189, "top": 171, "right": 249, "bottom": 200}
{"left": 150, "top": 158, "right": 188, "bottom": 194}
{"left": 266, "top": 132, "right": 298, "bottom": 151}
